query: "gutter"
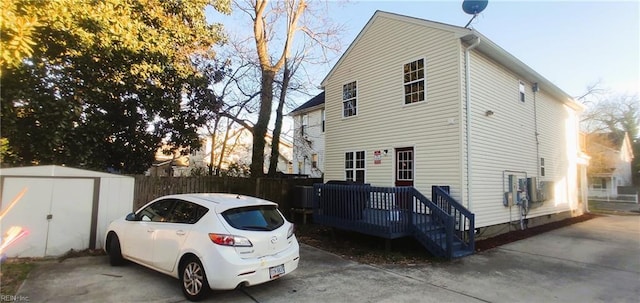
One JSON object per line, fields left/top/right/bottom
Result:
{"left": 465, "top": 36, "right": 480, "bottom": 210}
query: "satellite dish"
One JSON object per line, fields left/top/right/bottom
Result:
{"left": 462, "top": 0, "right": 488, "bottom": 28}
{"left": 462, "top": 0, "right": 488, "bottom": 15}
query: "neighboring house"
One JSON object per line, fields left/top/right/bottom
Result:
{"left": 319, "top": 11, "right": 589, "bottom": 232}
{"left": 146, "top": 128, "right": 293, "bottom": 177}
{"left": 147, "top": 146, "right": 190, "bottom": 177}
{"left": 586, "top": 132, "right": 635, "bottom": 197}
{"left": 188, "top": 127, "right": 293, "bottom": 176}
{"left": 289, "top": 92, "right": 325, "bottom": 178}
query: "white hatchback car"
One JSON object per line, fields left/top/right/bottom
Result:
{"left": 104, "top": 193, "right": 300, "bottom": 301}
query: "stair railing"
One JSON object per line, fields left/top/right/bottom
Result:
{"left": 432, "top": 186, "right": 475, "bottom": 253}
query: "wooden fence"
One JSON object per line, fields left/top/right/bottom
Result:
{"left": 132, "top": 176, "right": 322, "bottom": 219}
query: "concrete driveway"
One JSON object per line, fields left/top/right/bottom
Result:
{"left": 18, "top": 215, "right": 640, "bottom": 302}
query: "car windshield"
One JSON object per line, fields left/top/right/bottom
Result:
{"left": 222, "top": 205, "right": 284, "bottom": 231}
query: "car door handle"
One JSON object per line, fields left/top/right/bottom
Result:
{"left": 176, "top": 230, "right": 186, "bottom": 236}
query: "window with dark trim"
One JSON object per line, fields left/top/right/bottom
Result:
{"left": 138, "top": 199, "right": 175, "bottom": 222}
{"left": 345, "top": 151, "right": 365, "bottom": 183}
{"left": 403, "top": 59, "right": 425, "bottom": 104}
{"left": 300, "top": 114, "right": 308, "bottom": 136}
{"left": 343, "top": 82, "right": 357, "bottom": 117}
{"left": 171, "top": 200, "right": 209, "bottom": 224}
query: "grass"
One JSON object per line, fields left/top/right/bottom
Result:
{"left": 0, "top": 259, "right": 37, "bottom": 300}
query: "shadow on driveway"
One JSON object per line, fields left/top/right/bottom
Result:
{"left": 18, "top": 215, "right": 640, "bottom": 303}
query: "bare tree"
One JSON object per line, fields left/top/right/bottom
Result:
{"left": 578, "top": 83, "right": 639, "bottom": 184}
{"left": 233, "top": 0, "right": 342, "bottom": 177}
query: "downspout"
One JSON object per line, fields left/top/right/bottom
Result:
{"left": 533, "top": 83, "right": 540, "bottom": 180}
{"left": 465, "top": 36, "right": 480, "bottom": 210}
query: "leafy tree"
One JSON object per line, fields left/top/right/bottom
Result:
{"left": 1, "top": 0, "right": 231, "bottom": 173}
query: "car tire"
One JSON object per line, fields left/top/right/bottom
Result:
{"left": 180, "top": 256, "right": 210, "bottom": 301}
{"left": 108, "top": 233, "right": 125, "bottom": 266}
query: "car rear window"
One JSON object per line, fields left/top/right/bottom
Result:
{"left": 222, "top": 205, "right": 284, "bottom": 231}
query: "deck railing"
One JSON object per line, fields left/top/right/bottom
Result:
{"left": 312, "top": 183, "right": 475, "bottom": 259}
{"left": 312, "top": 184, "right": 412, "bottom": 239}
{"left": 431, "top": 186, "right": 475, "bottom": 253}
{"left": 411, "top": 189, "right": 454, "bottom": 258}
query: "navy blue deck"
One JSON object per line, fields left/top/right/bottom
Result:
{"left": 311, "top": 184, "right": 475, "bottom": 259}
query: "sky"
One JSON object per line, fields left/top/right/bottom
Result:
{"left": 211, "top": 0, "right": 639, "bottom": 98}
{"left": 325, "top": 0, "right": 639, "bottom": 98}
{"left": 207, "top": 0, "right": 639, "bottom": 135}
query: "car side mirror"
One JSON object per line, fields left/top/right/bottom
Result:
{"left": 125, "top": 212, "right": 138, "bottom": 221}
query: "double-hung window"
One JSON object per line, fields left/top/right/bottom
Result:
{"left": 403, "top": 59, "right": 425, "bottom": 104}
{"left": 301, "top": 114, "right": 308, "bottom": 136}
{"left": 343, "top": 81, "right": 357, "bottom": 117}
{"left": 345, "top": 151, "right": 365, "bottom": 183}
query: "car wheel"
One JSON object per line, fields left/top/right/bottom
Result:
{"left": 108, "top": 233, "right": 125, "bottom": 266}
{"left": 180, "top": 256, "right": 210, "bottom": 301}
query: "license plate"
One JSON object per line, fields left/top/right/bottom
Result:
{"left": 269, "top": 264, "right": 285, "bottom": 279}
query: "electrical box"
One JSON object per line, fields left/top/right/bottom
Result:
{"left": 527, "top": 177, "right": 539, "bottom": 202}
{"left": 539, "top": 181, "right": 554, "bottom": 201}
{"left": 504, "top": 192, "right": 513, "bottom": 207}
{"left": 503, "top": 175, "right": 519, "bottom": 207}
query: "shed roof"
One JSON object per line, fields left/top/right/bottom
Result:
{"left": 0, "top": 165, "right": 132, "bottom": 178}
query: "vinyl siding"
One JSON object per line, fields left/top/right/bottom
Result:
{"left": 323, "top": 13, "right": 582, "bottom": 229}
{"left": 324, "top": 15, "right": 463, "bottom": 198}
{"left": 467, "top": 49, "right": 580, "bottom": 227}
{"left": 292, "top": 108, "right": 325, "bottom": 177}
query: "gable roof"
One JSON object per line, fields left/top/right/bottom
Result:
{"left": 288, "top": 92, "right": 325, "bottom": 116}
{"left": 321, "top": 10, "right": 583, "bottom": 112}
{"left": 587, "top": 132, "right": 634, "bottom": 157}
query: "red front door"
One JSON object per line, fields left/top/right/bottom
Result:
{"left": 395, "top": 147, "right": 414, "bottom": 187}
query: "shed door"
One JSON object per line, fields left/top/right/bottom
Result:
{"left": 395, "top": 147, "right": 414, "bottom": 187}
{"left": 1, "top": 177, "right": 93, "bottom": 257}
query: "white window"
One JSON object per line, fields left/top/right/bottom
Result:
{"left": 312, "top": 154, "right": 318, "bottom": 169}
{"left": 345, "top": 151, "right": 365, "bottom": 183}
{"left": 403, "top": 59, "right": 425, "bottom": 104}
{"left": 519, "top": 81, "right": 526, "bottom": 102}
{"left": 321, "top": 109, "right": 325, "bottom": 132}
{"left": 540, "top": 157, "right": 545, "bottom": 177}
{"left": 301, "top": 114, "right": 308, "bottom": 136}
{"left": 397, "top": 150, "right": 414, "bottom": 181}
{"left": 343, "top": 81, "right": 357, "bottom": 117}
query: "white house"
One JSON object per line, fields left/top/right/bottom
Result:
{"left": 187, "top": 128, "right": 293, "bottom": 176}
{"left": 586, "top": 132, "right": 635, "bottom": 197}
{"left": 320, "top": 11, "right": 589, "bottom": 234}
{"left": 289, "top": 92, "right": 325, "bottom": 178}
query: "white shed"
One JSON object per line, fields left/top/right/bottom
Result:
{"left": 0, "top": 165, "right": 134, "bottom": 257}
